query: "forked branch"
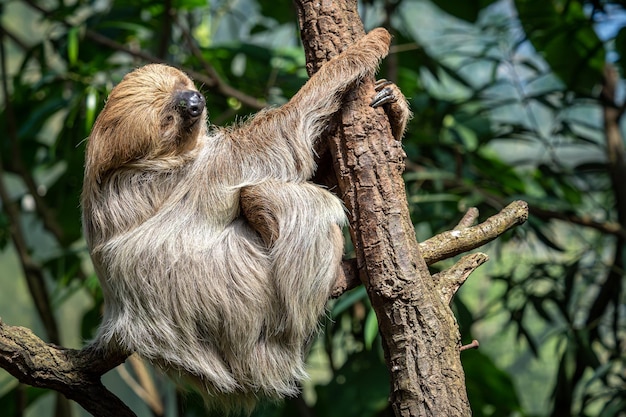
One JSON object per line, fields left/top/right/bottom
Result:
{"left": 332, "top": 201, "right": 529, "bottom": 299}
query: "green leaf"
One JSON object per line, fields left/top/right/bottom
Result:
{"left": 462, "top": 349, "right": 522, "bottom": 416}
{"left": 81, "top": 303, "right": 103, "bottom": 340}
{"left": 363, "top": 308, "right": 379, "bottom": 350}
{"left": 598, "top": 395, "right": 626, "bottom": 417}
{"left": 257, "top": 0, "right": 296, "bottom": 24}
{"left": 173, "top": 0, "right": 206, "bottom": 9}
{"left": 85, "top": 86, "right": 98, "bottom": 132}
{"left": 408, "top": 193, "right": 461, "bottom": 204}
{"left": 528, "top": 217, "right": 565, "bottom": 252}
{"left": 0, "top": 386, "right": 48, "bottom": 415}
{"left": 67, "top": 27, "right": 79, "bottom": 66}
{"left": 331, "top": 286, "right": 368, "bottom": 318}
{"left": 0, "top": 212, "right": 9, "bottom": 249}
{"left": 515, "top": 0, "right": 605, "bottom": 93}
{"left": 431, "top": 0, "right": 499, "bottom": 22}
{"left": 315, "top": 350, "right": 389, "bottom": 417}
{"left": 616, "top": 26, "right": 626, "bottom": 76}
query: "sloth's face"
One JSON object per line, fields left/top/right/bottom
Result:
{"left": 160, "top": 87, "right": 206, "bottom": 152}
{"left": 171, "top": 89, "right": 206, "bottom": 129}
{"left": 87, "top": 64, "right": 207, "bottom": 180}
{"left": 112, "top": 64, "right": 207, "bottom": 149}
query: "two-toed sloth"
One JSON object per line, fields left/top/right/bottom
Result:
{"left": 82, "top": 28, "right": 407, "bottom": 412}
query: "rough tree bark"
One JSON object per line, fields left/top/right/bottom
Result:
{"left": 0, "top": 321, "right": 132, "bottom": 416}
{"left": 0, "top": 3, "right": 530, "bottom": 416}
{"left": 295, "top": 1, "right": 526, "bottom": 416}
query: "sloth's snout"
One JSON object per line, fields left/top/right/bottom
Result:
{"left": 176, "top": 90, "right": 205, "bottom": 119}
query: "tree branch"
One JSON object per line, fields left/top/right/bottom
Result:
{"left": 0, "top": 320, "right": 132, "bottom": 417}
{"left": 419, "top": 201, "right": 528, "bottom": 265}
{"left": 432, "top": 253, "right": 489, "bottom": 305}
{"left": 295, "top": 1, "right": 484, "bottom": 415}
{"left": 332, "top": 201, "right": 529, "bottom": 297}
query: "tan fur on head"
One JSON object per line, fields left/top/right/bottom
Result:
{"left": 86, "top": 64, "right": 205, "bottom": 182}
{"left": 82, "top": 28, "right": 395, "bottom": 414}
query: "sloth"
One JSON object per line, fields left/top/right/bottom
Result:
{"left": 82, "top": 28, "right": 407, "bottom": 412}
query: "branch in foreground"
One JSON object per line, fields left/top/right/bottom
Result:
{"left": 332, "top": 201, "right": 529, "bottom": 296}
{"left": 454, "top": 207, "right": 479, "bottom": 230}
{"left": 331, "top": 255, "right": 360, "bottom": 298}
{"left": 0, "top": 320, "right": 132, "bottom": 417}
{"left": 432, "top": 253, "right": 489, "bottom": 304}
{"left": 296, "top": 2, "right": 475, "bottom": 412}
{"left": 419, "top": 200, "right": 529, "bottom": 265}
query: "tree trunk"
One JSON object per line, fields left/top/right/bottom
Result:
{"left": 294, "top": 1, "right": 472, "bottom": 415}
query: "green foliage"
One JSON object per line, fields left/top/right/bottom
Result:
{"left": 431, "top": 0, "right": 499, "bottom": 22}
{"left": 1, "top": 0, "right": 625, "bottom": 416}
{"left": 616, "top": 26, "right": 626, "bottom": 75}
{"left": 515, "top": 0, "right": 605, "bottom": 93}
{"left": 463, "top": 350, "right": 522, "bottom": 417}
{"left": 0, "top": 386, "right": 48, "bottom": 416}
{"left": 315, "top": 350, "right": 390, "bottom": 417}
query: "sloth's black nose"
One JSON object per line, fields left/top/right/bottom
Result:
{"left": 176, "top": 90, "right": 205, "bottom": 118}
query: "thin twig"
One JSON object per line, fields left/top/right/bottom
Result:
{"left": 460, "top": 340, "right": 479, "bottom": 351}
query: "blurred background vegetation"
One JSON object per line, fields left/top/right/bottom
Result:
{"left": 0, "top": 0, "right": 625, "bottom": 416}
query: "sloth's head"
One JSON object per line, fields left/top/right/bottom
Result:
{"left": 86, "top": 64, "right": 206, "bottom": 181}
